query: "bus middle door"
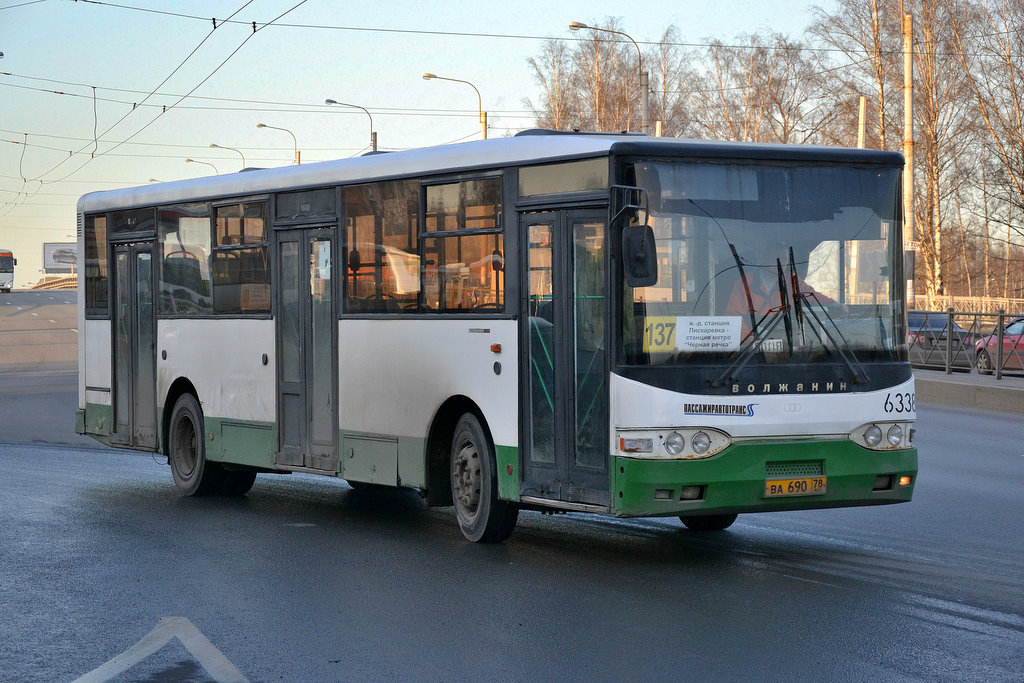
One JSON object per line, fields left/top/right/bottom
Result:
{"left": 275, "top": 226, "right": 338, "bottom": 472}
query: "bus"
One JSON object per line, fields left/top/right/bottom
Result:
{"left": 75, "top": 131, "right": 917, "bottom": 542}
{"left": 0, "top": 249, "right": 15, "bottom": 292}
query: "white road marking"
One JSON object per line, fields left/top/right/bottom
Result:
{"left": 71, "top": 617, "right": 249, "bottom": 683}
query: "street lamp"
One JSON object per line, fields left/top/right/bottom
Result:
{"left": 185, "top": 158, "right": 219, "bottom": 174}
{"left": 257, "top": 123, "right": 300, "bottom": 165}
{"left": 570, "top": 21, "right": 649, "bottom": 135}
{"left": 325, "top": 99, "right": 377, "bottom": 152}
{"left": 422, "top": 73, "right": 487, "bottom": 140}
{"left": 209, "top": 143, "right": 246, "bottom": 170}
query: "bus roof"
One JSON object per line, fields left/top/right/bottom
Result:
{"left": 77, "top": 132, "right": 905, "bottom": 214}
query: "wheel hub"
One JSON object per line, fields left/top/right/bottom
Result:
{"left": 452, "top": 442, "right": 481, "bottom": 515}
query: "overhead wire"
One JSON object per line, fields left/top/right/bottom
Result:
{"left": 27, "top": 0, "right": 260, "bottom": 185}
{"left": 68, "top": 0, "right": 1024, "bottom": 57}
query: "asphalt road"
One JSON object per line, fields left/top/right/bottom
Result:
{"left": 0, "top": 291, "right": 1022, "bottom": 682}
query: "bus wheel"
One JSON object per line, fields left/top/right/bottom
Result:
{"left": 680, "top": 513, "right": 738, "bottom": 532}
{"left": 220, "top": 469, "right": 257, "bottom": 496}
{"left": 450, "top": 413, "right": 518, "bottom": 543}
{"left": 168, "top": 393, "right": 223, "bottom": 496}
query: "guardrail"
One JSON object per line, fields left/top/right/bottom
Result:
{"left": 31, "top": 276, "right": 77, "bottom": 290}
{"left": 908, "top": 308, "right": 1024, "bottom": 379}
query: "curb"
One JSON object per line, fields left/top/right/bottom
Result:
{"left": 914, "top": 369, "right": 1024, "bottom": 415}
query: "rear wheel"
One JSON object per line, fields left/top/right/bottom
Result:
{"left": 167, "top": 393, "right": 224, "bottom": 496}
{"left": 450, "top": 413, "right": 518, "bottom": 543}
{"left": 976, "top": 349, "right": 994, "bottom": 375}
{"left": 680, "top": 513, "right": 738, "bottom": 532}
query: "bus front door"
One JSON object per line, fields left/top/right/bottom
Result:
{"left": 111, "top": 242, "right": 157, "bottom": 449}
{"left": 275, "top": 227, "right": 338, "bottom": 472}
{"left": 522, "top": 210, "right": 609, "bottom": 507}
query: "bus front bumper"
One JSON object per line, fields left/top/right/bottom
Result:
{"left": 611, "top": 438, "right": 917, "bottom": 518}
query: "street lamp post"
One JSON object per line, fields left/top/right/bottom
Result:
{"left": 185, "top": 158, "right": 220, "bottom": 175}
{"left": 257, "top": 123, "right": 300, "bottom": 165}
{"left": 209, "top": 143, "right": 246, "bottom": 170}
{"left": 422, "top": 73, "right": 487, "bottom": 140}
{"left": 325, "top": 99, "right": 377, "bottom": 152}
{"left": 569, "top": 21, "right": 649, "bottom": 135}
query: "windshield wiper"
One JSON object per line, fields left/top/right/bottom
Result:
{"left": 728, "top": 243, "right": 759, "bottom": 338}
{"left": 797, "top": 292, "right": 870, "bottom": 385}
{"left": 776, "top": 257, "right": 793, "bottom": 357}
{"left": 711, "top": 304, "right": 788, "bottom": 388}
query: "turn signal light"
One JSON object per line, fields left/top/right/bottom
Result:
{"left": 898, "top": 475, "right": 913, "bottom": 487}
{"left": 620, "top": 437, "right": 653, "bottom": 453}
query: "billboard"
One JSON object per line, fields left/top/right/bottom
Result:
{"left": 43, "top": 242, "right": 77, "bottom": 273}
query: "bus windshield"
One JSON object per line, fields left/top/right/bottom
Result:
{"left": 0, "top": 255, "right": 13, "bottom": 273}
{"left": 622, "top": 160, "right": 903, "bottom": 368}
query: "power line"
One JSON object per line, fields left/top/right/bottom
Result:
{"left": 0, "top": 79, "right": 535, "bottom": 118}
{"left": 69, "top": 0, "right": 1024, "bottom": 57}
{"left": 35, "top": 0, "right": 310, "bottom": 186}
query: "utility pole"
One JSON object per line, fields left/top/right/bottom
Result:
{"left": 857, "top": 95, "right": 867, "bottom": 148}
{"left": 903, "top": 13, "right": 915, "bottom": 301}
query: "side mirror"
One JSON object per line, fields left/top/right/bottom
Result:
{"left": 347, "top": 250, "right": 361, "bottom": 274}
{"left": 622, "top": 224, "right": 657, "bottom": 288}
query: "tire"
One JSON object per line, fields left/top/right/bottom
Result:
{"left": 976, "top": 349, "right": 994, "bottom": 375}
{"left": 450, "top": 413, "right": 518, "bottom": 543}
{"left": 680, "top": 513, "right": 738, "bottom": 532}
{"left": 167, "top": 393, "right": 224, "bottom": 496}
{"left": 220, "top": 469, "right": 257, "bottom": 496}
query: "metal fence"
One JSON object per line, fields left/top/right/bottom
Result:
{"left": 908, "top": 307, "right": 1024, "bottom": 379}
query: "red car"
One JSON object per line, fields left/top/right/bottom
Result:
{"left": 975, "top": 316, "right": 1024, "bottom": 374}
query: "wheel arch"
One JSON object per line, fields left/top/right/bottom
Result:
{"left": 424, "top": 394, "right": 490, "bottom": 507}
{"left": 161, "top": 377, "right": 200, "bottom": 456}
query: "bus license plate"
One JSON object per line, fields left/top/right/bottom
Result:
{"left": 765, "top": 477, "right": 827, "bottom": 497}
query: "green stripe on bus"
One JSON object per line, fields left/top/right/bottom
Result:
{"left": 612, "top": 439, "right": 917, "bottom": 517}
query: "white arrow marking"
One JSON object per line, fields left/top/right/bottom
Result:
{"left": 72, "top": 617, "right": 249, "bottom": 683}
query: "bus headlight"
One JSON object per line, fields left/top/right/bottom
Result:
{"left": 691, "top": 431, "right": 711, "bottom": 455}
{"left": 852, "top": 422, "right": 912, "bottom": 450}
{"left": 664, "top": 432, "right": 686, "bottom": 456}
{"left": 615, "top": 428, "right": 730, "bottom": 459}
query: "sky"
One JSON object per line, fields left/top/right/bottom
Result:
{"left": 0, "top": 0, "right": 834, "bottom": 286}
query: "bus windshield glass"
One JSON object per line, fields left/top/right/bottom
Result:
{"left": 0, "top": 255, "right": 13, "bottom": 273}
{"left": 622, "top": 160, "right": 903, "bottom": 368}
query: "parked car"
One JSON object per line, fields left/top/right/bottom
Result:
{"left": 907, "top": 312, "right": 975, "bottom": 371}
{"left": 975, "top": 316, "right": 1024, "bottom": 374}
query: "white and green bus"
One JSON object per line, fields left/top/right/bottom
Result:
{"left": 76, "top": 131, "right": 917, "bottom": 542}
{"left": 0, "top": 249, "right": 15, "bottom": 292}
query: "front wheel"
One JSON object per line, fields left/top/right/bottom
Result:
{"left": 450, "top": 413, "right": 518, "bottom": 543}
{"left": 680, "top": 513, "right": 738, "bottom": 532}
{"left": 976, "top": 349, "right": 994, "bottom": 375}
{"left": 167, "top": 393, "right": 224, "bottom": 496}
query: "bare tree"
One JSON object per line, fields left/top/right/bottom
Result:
{"left": 810, "top": 0, "right": 904, "bottom": 150}
{"left": 526, "top": 19, "right": 692, "bottom": 134}
{"left": 525, "top": 39, "right": 578, "bottom": 130}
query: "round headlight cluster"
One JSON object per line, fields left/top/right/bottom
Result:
{"left": 691, "top": 431, "right": 712, "bottom": 455}
{"left": 864, "top": 424, "right": 883, "bottom": 447}
{"left": 664, "top": 432, "right": 686, "bottom": 455}
{"left": 886, "top": 424, "right": 904, "bottom": 447}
